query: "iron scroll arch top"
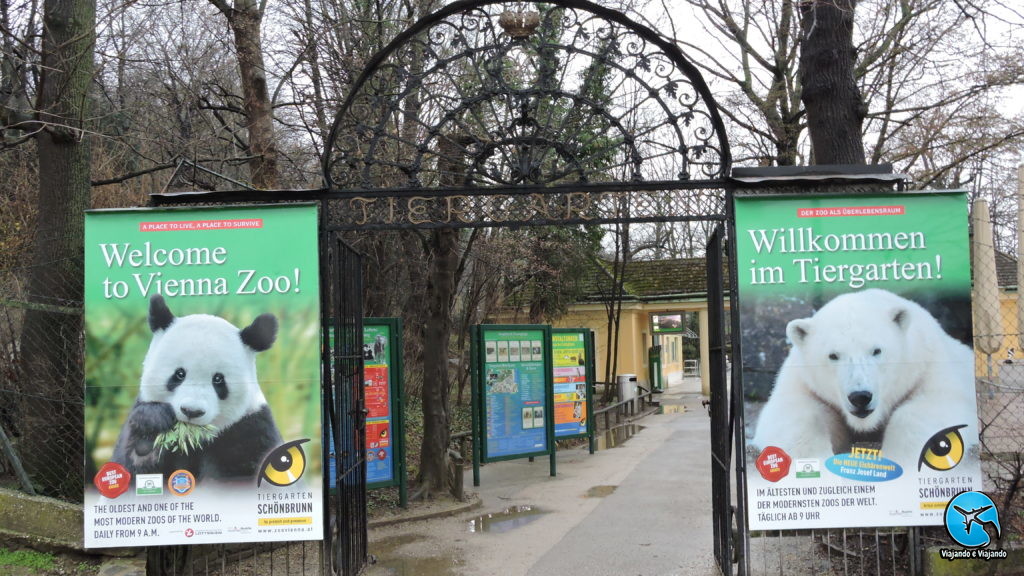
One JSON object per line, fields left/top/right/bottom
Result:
{"left": 323, "top": 0, "right": 731, "bottom": 192}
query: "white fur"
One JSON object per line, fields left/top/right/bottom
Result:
{"left": 139, "top": 313, "right": 267, "bottom": 430}
{"left": 751, "top": 289, "right": 978, "bottom": 465}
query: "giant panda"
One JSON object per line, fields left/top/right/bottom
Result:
{"left": 111, "top": 294, "right": 283, "bottom": 481}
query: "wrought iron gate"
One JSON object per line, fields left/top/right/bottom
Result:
{"left": 707, "top": 224, "right": 734, "bottom": 571}
{"left": 324, "top": 234, "right": 367, "bottom": 576}
{"left": 149, "top": 1, "right": 740, "bottom": 574}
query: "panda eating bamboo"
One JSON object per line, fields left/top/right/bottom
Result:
{"left": 112, "top": 294, "right": 283, "bottom": 481}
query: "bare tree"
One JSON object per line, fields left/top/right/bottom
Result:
{"left": 664, "top": 0, "right": 1023, "bottom": 170}
{"left": 799, "top": 0, "right": 866, "bottom": 163}
{"left": 16, "top": 0, "right": 95, "bottom": 498}
{"left": 207, "top": 0, "right": 278, "bottom": 188}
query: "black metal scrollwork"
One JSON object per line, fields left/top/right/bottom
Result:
{"left": 324, "top": 0, "right": 730, "bottom": 202}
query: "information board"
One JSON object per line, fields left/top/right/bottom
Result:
{"left": 735, "top": 192, "right": 982, "bottom": 530}
{"left": 363, "top": 319, "right": 403, "bottom": 489}
{"left": 326, "top": 319, "right": 405, "bottom": 502}
{"left": 551, "top": 329, "right": 593, "bottom": 439}
{"left": 83, "top": 204, "right": 322, "bottom": 547}
{"left": 473, "top": 325, "right": 553, "bottom": 461}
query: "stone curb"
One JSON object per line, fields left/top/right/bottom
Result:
{"left": 0, "top": 487, "right": 136, "bottom": 557}
{"left": 368, "top": 493, "right": 482, "bottom": 529}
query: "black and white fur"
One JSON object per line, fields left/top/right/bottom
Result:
{"left": 112, "top": 294, "right": 283, "bottom": 481}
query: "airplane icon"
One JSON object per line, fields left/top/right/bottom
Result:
{"left": 953, "top": 505, "right": 1001, "bottom": 539}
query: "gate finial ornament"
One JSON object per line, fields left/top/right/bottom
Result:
{"left": 499, "top": 9, "right": 541, "bottom": 38}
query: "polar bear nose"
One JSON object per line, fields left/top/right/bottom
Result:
{"left": 848, "top": 391, "right": 873, "bottom": 411}
{"left": 181, "top": 406, "right": 206, "bottom": 420}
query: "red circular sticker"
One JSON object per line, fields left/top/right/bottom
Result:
{"left": 756, "top": 446, "right": 792, "bottom": 483}
{"left": 93, "top": 462, "right": 132, "bottom": 499}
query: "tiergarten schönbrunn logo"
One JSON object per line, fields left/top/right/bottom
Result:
{"left": 941, "top": 491, "right": 1007, "bottom": 561}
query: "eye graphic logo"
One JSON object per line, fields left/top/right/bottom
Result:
{"left": 919, "top": 425, "right": 967, "bottom": 471}
{"left": 944, "top": 491, "right": 1001, "bottom": 549}
{"left": 258, "top": 439, "right": 310, "bottom": 487}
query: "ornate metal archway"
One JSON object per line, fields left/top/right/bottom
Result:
{"left": 149, "top": 3, "right": 739, "bottom": 575}
{"left": 322, "top": 0, "right": 731, "bottom": 230}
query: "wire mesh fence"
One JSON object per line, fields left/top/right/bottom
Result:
{"left": 0, "top": 284, "right": 85, "bottom": 501}
{"left": 3, "top": 200, "right": 1023, "bottom": 576}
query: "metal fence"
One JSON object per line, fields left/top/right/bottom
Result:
{"left": 0, "top": 235, "right": 368, "bottom": 575}
{"left": 0, "top": 294, "right": 84, "bottom": 501}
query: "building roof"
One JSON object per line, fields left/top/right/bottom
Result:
{"left": 577, "top": 256, "right": 729, "bottom": 303}
{"left": 995, "top": 251, "right": 1018, "bottom": 289}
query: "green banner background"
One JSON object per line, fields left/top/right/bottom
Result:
{"left": 734, "top": 192, "right": 971, "bottom": 300}
{"left": 83, "top": 204, "right": 322, "bottom": 543}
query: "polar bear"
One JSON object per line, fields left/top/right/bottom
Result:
{"left": 751, "top": 288, "right": 978, "bottom": 467}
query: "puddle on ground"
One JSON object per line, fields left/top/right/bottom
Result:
{"left": 658, "top": 404, "right": 685, "bottom": 414}
{"left": 368, "top": 533, "right": 461, "bottom": 576}
{"left": 585, "top": 485, "right": 617, "bottom": 498}
{"left": 369, "top": 555, "right": 460, "bottom": 576}
{"left": 467, "top": 505, "right": 547, "bottom": 533}
{"left": 595, "top": 424, "right": 644, "bottom": 450}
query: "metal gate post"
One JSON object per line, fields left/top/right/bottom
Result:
{"left": 726, "top": 189, "right": 751, "bottom": 576}
{"left": 707, "top": 224, "right": 734, "bottom": 575}
{"left": 324, "top": 232, "right": 368, "bottom": 576}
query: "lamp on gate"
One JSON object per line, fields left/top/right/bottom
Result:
{"left": 499, "top": 9, "right": 541, "bottom": 39}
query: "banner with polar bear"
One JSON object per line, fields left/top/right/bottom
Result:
{"left": 83, "top": 204, "right": 323, "bottom": 547}
{"left": 734, "top": 192, "right": 982, "bottom": 530}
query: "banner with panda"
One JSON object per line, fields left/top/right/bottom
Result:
{"left": 83, "top": 204, "right": 323, "bottom": 547}
{"left": 735, "top": 191, "right": 983, "bottom": 530}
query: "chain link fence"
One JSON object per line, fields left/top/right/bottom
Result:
{"left": 1, "top": 256, "right": 85, "bottom": 502}
{"left": 968, "top": 200, "right": 1024, "bottom": 550}
{"left": 2, "top": 201, "right": 1023, "bottom": 576}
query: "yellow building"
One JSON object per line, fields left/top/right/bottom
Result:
{"left": 500, "top": 258, "right": 721, "bottom": 395}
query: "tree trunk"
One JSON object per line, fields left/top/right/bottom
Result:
{"left": 19, "top": 0, "right": 95, "bottom": 498}
{"left": 212, "top": 0, "right": 278, "bottom": 188}
{"left": 798, "top": 0, "right": 866, "bottom": 164}
{"left": 418, "top": 227, "right": 458, "bottom": 497}
{"left": 417, "top": 134, "right": 466, "bottom": 498}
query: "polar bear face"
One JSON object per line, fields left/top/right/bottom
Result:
{"left": 138, "top": 295, "right": 277, "bottom": 430}
{"left": 786, "top": 290, "right": 918, "bottom": 433}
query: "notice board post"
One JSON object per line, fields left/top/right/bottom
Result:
{"left": 327, "top": 319, "right": 407, "bottom": 507}
{"left": 471, "top": 325, "right": 555, "bottom": 486}
{"left": 551, "top": 328, "right": 595, "bottom": 454}
{"left": 363, "top": 318, "right": 406, "bottom": 507}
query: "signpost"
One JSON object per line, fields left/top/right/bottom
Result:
{"left": 735, "top": 192, "right": 982, "bottom": 530}
{"left": 362, "top": 319, "right": 406, "bottom": 504}
{"left": 551, "top": 329, "right": 595, "bottom": 451}
{"left": 326, "top": 319, "right": 406, "bottom": 506}
{"left": 471, "top": 325, "right": 556, "bottom": 486}
{"left": 83, "top": 204, "right": 322, "bottom": 547}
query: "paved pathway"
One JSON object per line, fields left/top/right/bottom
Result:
{"left": 527, "top": 391, "right": 716, "bottom": 576}
{"left": 364, "top": 386, "right": 722, "bottom": 576}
